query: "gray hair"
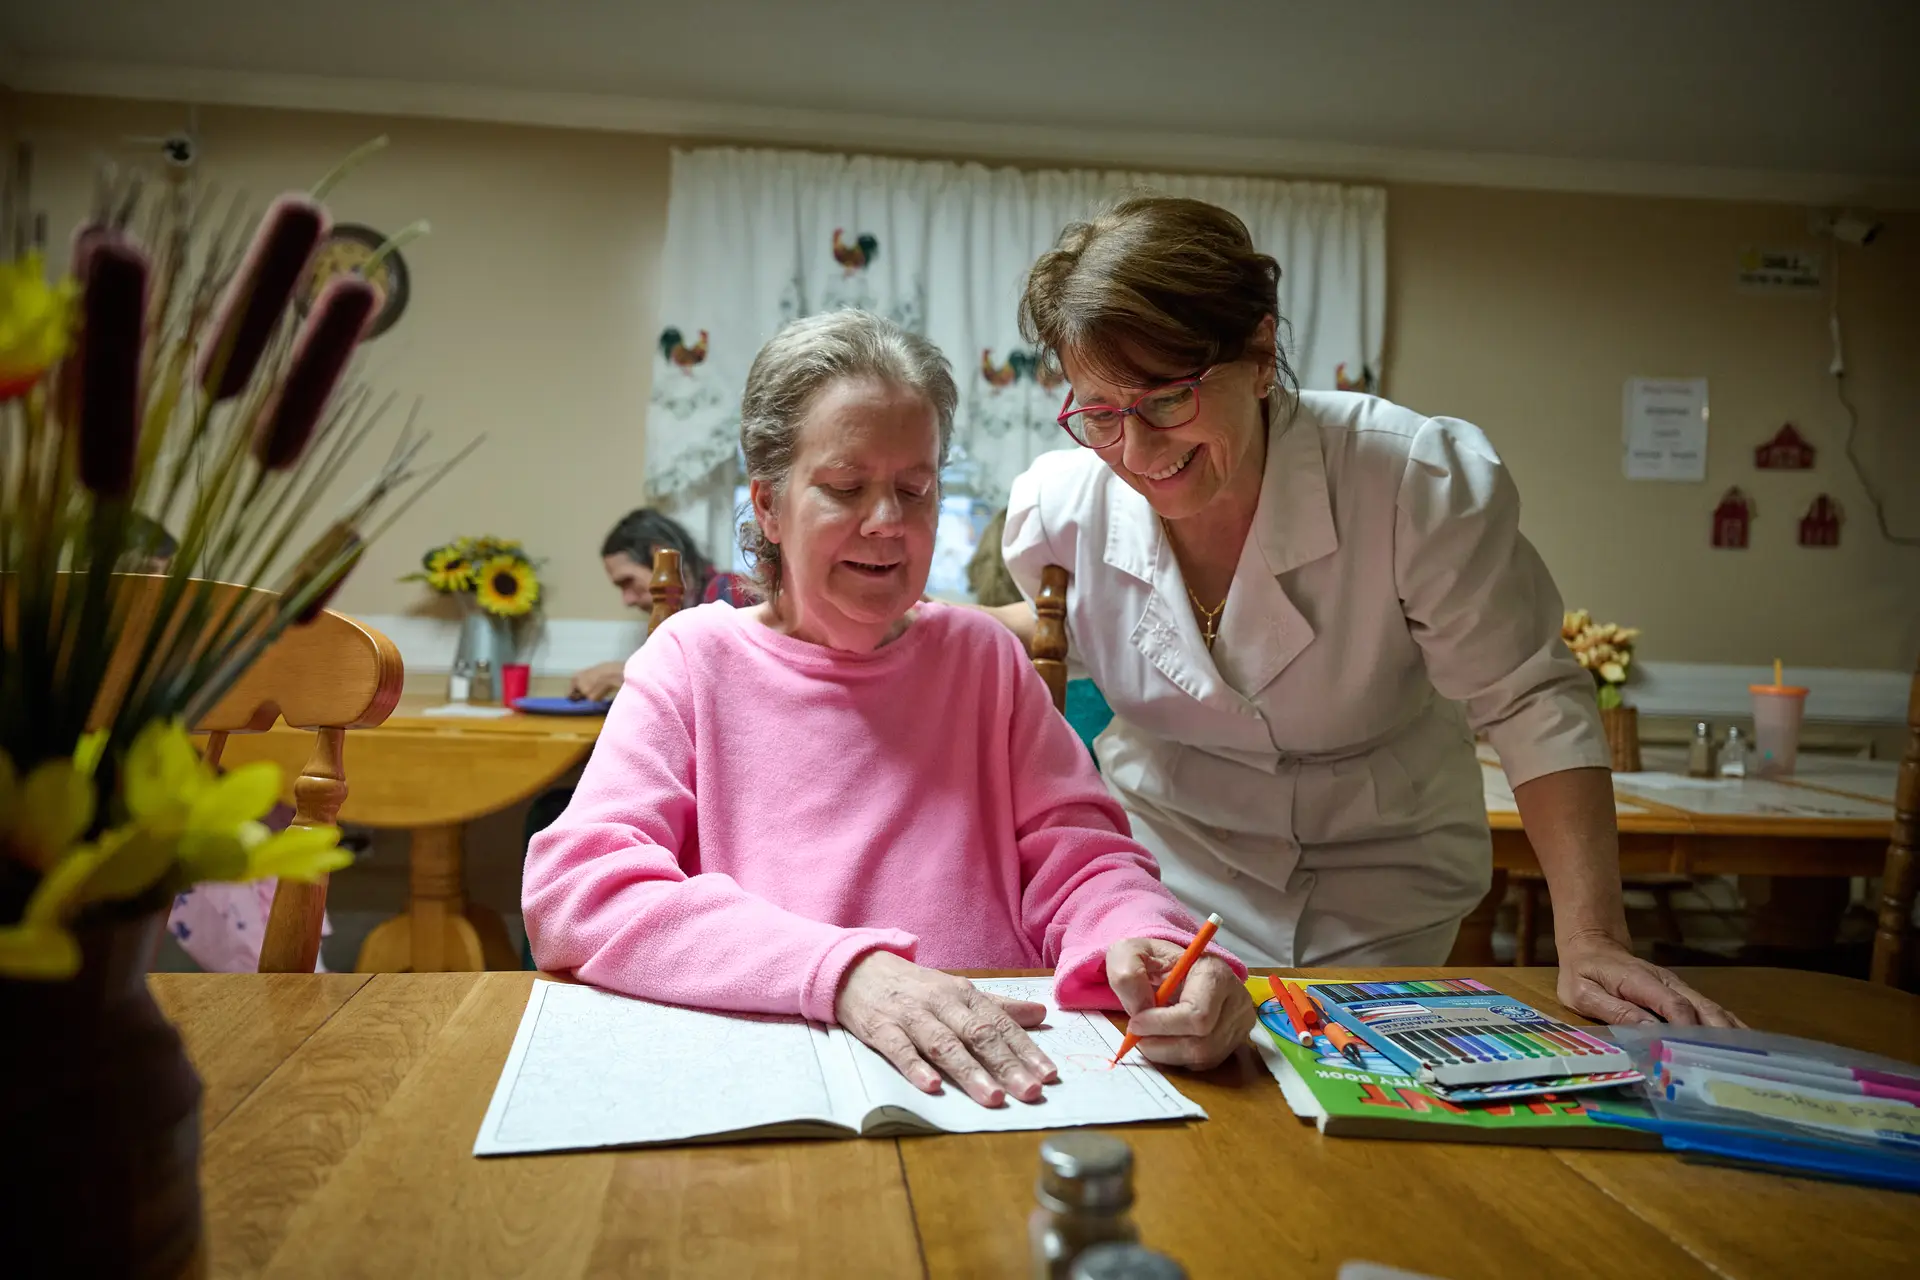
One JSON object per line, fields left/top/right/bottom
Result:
{"left": 737, "top": 310, "right": 957, "bottom": 595}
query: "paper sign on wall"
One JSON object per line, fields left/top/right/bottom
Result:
{"left": 1737, "top": 248, "right": 1823, "bottom": 293}
{"left": 1623, "top": 378, "right": 1708, "bottom": 482}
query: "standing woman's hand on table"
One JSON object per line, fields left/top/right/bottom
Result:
{"left": 835, "top": 951, "right": 1059, "bottom": 1107}
{"left": 1106, "top": 939, "right": 1254, "bottom": 1069}
{"left": 1557, "top": 931, "right": 1745, "bottom": 1027}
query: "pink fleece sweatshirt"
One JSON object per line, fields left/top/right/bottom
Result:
{"left": 524, "top": 601, "right": 1243, "bottom": 1022}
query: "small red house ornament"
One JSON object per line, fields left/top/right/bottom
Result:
{"left": 1712, "top": 487, "right": 1752, "bottom": 548}
{"left": 1799, "top": 494, "right": 1842, "bottom": 547}
{"left": 1755, "top": 423, "right": 1815, "bottom": 470}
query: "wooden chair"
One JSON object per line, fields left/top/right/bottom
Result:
{"left": 1032, "top": 565, "right": 1070, "bottom": 714}
{"left": 95, "top": 576, "right": 403, "bottom": 973}
{"left": 643, "top": 551, "right": 1072, "bottom": 712}
{"left": 1871, "top": 653, "right": 1919, "bottom": 988}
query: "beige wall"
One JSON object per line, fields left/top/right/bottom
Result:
{"left": 18, "top": 94, "right": 673, "bottom": 622}
{"left": 16, "top": 93, "right": 1919, "bottom": 668}
{"left": 1387, "top": 184, "right": 1919, "bottom": 670}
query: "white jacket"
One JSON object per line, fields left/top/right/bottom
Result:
{"left": 1004, "top": 390, "right": 1607, "bottom": 965}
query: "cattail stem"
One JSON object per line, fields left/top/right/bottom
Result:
{"left": 360, "top": 220, "right": 429, "bottom": 278}
{"left": 197, "top": 195, "right": 327, "bottom": 402}
{"left": 77, "top": 239, "right": 148, "bottom": 498}
{"left": 254, "top": 276, "right": 377, "bottom": 470}
{"left": 310, "top": 136, "right": 389, "bottom": 201}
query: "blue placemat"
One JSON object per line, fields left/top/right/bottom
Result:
{"left": 512, "top": 696, "right": 613, "bottom": 716}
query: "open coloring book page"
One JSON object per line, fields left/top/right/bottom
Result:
{"left": 476, "top": 978, "right": 1203, "bottom": 1156}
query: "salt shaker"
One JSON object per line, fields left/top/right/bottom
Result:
{"left": 1070, "top": 1242, "right": 1188, "bottom": 1280}
{"left": 1720, "top": 725, "right": 1749, "bottom": 778}
{"left": 1686, "top": 721, "right": 1719, "bottom": 778}
{"left": 447, "top": 658, "right": 472, "bottom": 704}
{"left": 1030, "top": 1134, "right": 1139, "bottom": 1280}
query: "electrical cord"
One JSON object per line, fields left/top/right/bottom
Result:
{"left": 1829, "top": 246, "right": 1920, "bottom": 545}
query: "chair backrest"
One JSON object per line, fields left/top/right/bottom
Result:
{"left": 644, "top": 550, "right": 1072, "bottom": 712}
{"left": 95, "top": 575, "right": 403, "bottom": 973}
{"left": 1872, "top": 653, "right": 1919, "bottom": 988}
{"left": 649, "top": 547, "right": 685, "bottom": 636}
{"left": 1032, "top": 565, "right": 1070, "bottom": 714}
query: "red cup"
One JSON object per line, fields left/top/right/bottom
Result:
{"left": 502, "top": 663, "right": 531, "bottom": 707}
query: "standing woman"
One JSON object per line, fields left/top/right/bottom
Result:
{"left": 997, "top": 196, "right": 1735, "bottom": 1027}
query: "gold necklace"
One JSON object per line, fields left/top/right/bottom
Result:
{"left": 1185, "top": 585, "right": 1227, "bottom": 651}
{"left": 1161, "top": 517, "right": 1229, "bottom": 651}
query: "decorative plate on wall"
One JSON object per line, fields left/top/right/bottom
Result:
{"left": 298, "top": 223, "right": 410, "bottom": 338}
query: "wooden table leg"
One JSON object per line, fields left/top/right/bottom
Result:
{"left": 1449, "top": 868, "right": 1508, "bottom": 966}
{"left": 356, "top": 824, "right": 498, "bottom": 973}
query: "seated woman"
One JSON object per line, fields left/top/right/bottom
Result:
{"left": 567, "top": 507, "right": 753, "bottom": 703}
{"left": 525, "top": 310, "right": 1253, "bottom": 1108}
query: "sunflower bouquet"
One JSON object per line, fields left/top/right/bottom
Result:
{"left": 405, "top": 535, "right": 541, "bottom": 617}
{"left": 1563, "top": 610, "right": 1640, "bottom": 710}
{"left": 0, "top": 141, "right": 463, "bottom": 980}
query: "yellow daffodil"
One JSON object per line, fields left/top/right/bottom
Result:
{"left": 0, "top": 749, "right": 97, "bottom": 871}
{"left": 0, "top": 722, "right": 354, "bottom": 980}
{"left": 0, "top": 836, "right": 111, "bottom": 979}
{"left": 118, "top": 720, "right": 348, "bottom": 882}
{"left": 0, "top": 252, "right": 78, "bottom": 401}
{"left": 475, "top": 554, "right": 540, "bottom": 617}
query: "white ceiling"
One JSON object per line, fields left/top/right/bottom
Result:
{"left": 4, "top": 0, "right": 1916, "bottom": 199}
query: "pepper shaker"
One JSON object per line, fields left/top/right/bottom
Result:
{"left": 470, "top": 658, "right": 495, "bottom": 706}
{"left": 1070, "top": 1242, "right": 1188, "bottom": 1280}
{"left": 1030, "top": 1134, "right": 1139, "bottom": 1280}
{"left": 1687, "top": 721, "right": 1719, "bottom": 778}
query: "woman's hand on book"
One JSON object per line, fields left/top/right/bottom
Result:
{"left": 1556, "top": 931, "right": 1746, "bottom": 1027}
{"left": 835, "top": 951, "right": 1059, "bottom": 1107}
{"left": 1107, "top": 943, "right": 1257, "bottom": 1071}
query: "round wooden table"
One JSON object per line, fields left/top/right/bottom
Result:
{"left": 220, "top": 694, "right": 605, "bottom": 972}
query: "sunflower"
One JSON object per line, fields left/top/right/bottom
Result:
{"left": 423, "top": 544, "right": 475, "bottom": 592}
{"left": 475, "top": 555, "right": 540, "bottom": 617}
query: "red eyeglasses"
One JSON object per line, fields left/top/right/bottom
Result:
{"left": 1055, "top": 367, "right": 1218, "bottom": 450}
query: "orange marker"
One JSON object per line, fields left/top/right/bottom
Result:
{"left": 1268, "top": 978, "right": 1314, "bottom": 1045}
{"left": 1281, "top": 980, "right": 1324, "bottom": 1035}
{"left": 1111, "top": 912, "right": 1222, "bottom": 1066}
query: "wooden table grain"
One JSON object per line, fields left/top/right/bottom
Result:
{"left": 154, "top": 966, "right": 1920, "bottom": 1279}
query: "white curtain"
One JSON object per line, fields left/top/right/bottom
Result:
{"left": 646, "top": 147, "right": 1387, "bottom": 569}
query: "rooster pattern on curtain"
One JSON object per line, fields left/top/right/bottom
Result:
{"left": 644, "top": 148, "right": 1386, "bottom": 563}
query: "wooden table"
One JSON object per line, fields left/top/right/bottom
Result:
{"left": 157, "top": 965, "right": 1919, "bottom": 1279}
{"left": 1456, "top": 747, "right": 1899, "bottom": 968}
{"left": 219, "top": 694, "right": 605, "bottom": 973}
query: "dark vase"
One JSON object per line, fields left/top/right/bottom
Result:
{"left": 0, "top": 906, "right": 204, "bottom": 1277}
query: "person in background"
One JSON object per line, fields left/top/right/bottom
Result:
{"left": 965, "top": 508, "right": 1024, "bottom": 608}
{"left": 123, "top": 512, "right": 178, "bottom": 575}
{"left": 567, "top": 508, "right": 753, "bottom": 701}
